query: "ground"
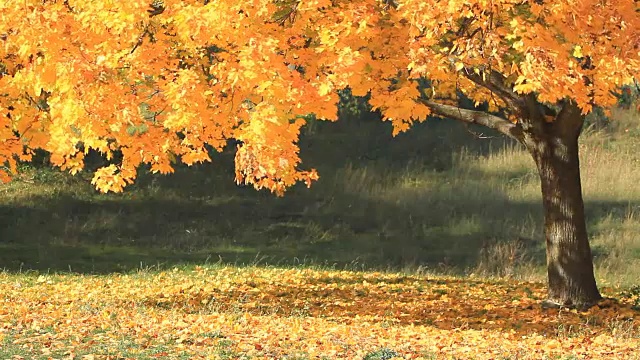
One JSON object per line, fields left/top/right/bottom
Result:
{"left": 1, "top": 266, "right": 639, "bottom": 359}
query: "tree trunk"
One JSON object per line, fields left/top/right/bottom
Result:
{"left": 523, "top": 107, "right": 602, "bottom": 308}
{"left": 424, "top": 93, "right": 603, "bottom": 307}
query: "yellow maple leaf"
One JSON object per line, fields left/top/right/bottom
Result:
{"left": 572, "top": 45, "right": 583, "bottom": 58}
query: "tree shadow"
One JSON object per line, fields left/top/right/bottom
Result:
{"left": 140, "top": 269, "right": 639, "bottom": 336}
{"left": 0, "top": 118, "right": 636, "bottom": 275}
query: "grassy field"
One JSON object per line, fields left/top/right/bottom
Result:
{"left": 2, "top": 107, "right": 640, "bottom": 286}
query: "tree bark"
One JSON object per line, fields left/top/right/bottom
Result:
{"left": 522, "top": 104, "right": 602, "bottom": 308}
{"left": 420, "top": 94, "right": 602, "bottom": 307}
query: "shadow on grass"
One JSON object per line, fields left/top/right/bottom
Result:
{"left": 0, "top": 118, "right": 635, "bottom": 274}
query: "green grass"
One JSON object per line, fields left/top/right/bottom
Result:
{"left": 0, "top": 107, "right": 639, "bottom": 287}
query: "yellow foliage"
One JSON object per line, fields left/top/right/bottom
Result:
{"left": 1, "top": 0, "right": 639, "bottom": 193}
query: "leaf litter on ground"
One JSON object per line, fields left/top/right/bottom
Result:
{"left": 0, "top": 266, "right": 638, "bottom": 359}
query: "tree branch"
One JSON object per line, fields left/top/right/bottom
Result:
{"left": 463, "top": 67, "right": 559, "bottom": 121}
{"left": 462, "top": 68, "right": 526, "bottom": 111}
{"left": 418, "top": 98, "right": 524, "bottom": 141}
{"left": 554, "top": 100, "right": 584, "bottom": 138}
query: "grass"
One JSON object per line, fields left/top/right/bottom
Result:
{"left": 0, "top": 106, "right": 639, "bottom": 290}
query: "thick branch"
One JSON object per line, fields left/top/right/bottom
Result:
{"left": 554, "top": 100, "right": 584, "bottom": 138}
{"left": 463, "top": 68, "right": 526, "bottom": 111}
{"left": 463, "top": 67, "right": 559, "bottom": 120}
{"left": 419, "top": 98, "right": 524, "bottom": 141}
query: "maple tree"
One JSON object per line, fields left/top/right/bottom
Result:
{"left": 2, "top": 0, "right": 640, "bottom": 307}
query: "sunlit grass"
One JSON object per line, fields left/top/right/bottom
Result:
{"left": 1, "top": 109, "right": 640, "bottom": 288}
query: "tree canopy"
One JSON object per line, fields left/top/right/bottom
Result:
{"left": 2, "top": 0, "right": 639, "bottom": 194}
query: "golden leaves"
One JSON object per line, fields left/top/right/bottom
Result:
{"left": 233, "top": 106, "right": 318, "bottom": 195}
{"left": 2, "top": 0, "right": 640, "bottom": 192}
{"left": 0, "top": 110, "right": 20, "bottom": 183}
{"left": 369, "top": 81, "right": 431, "bottom": 136}
{"left": 90, "top": 164, "right": 135, "bottom": 193}
{"left": 0, "top": 268, "right": 638, "bottom": 359}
